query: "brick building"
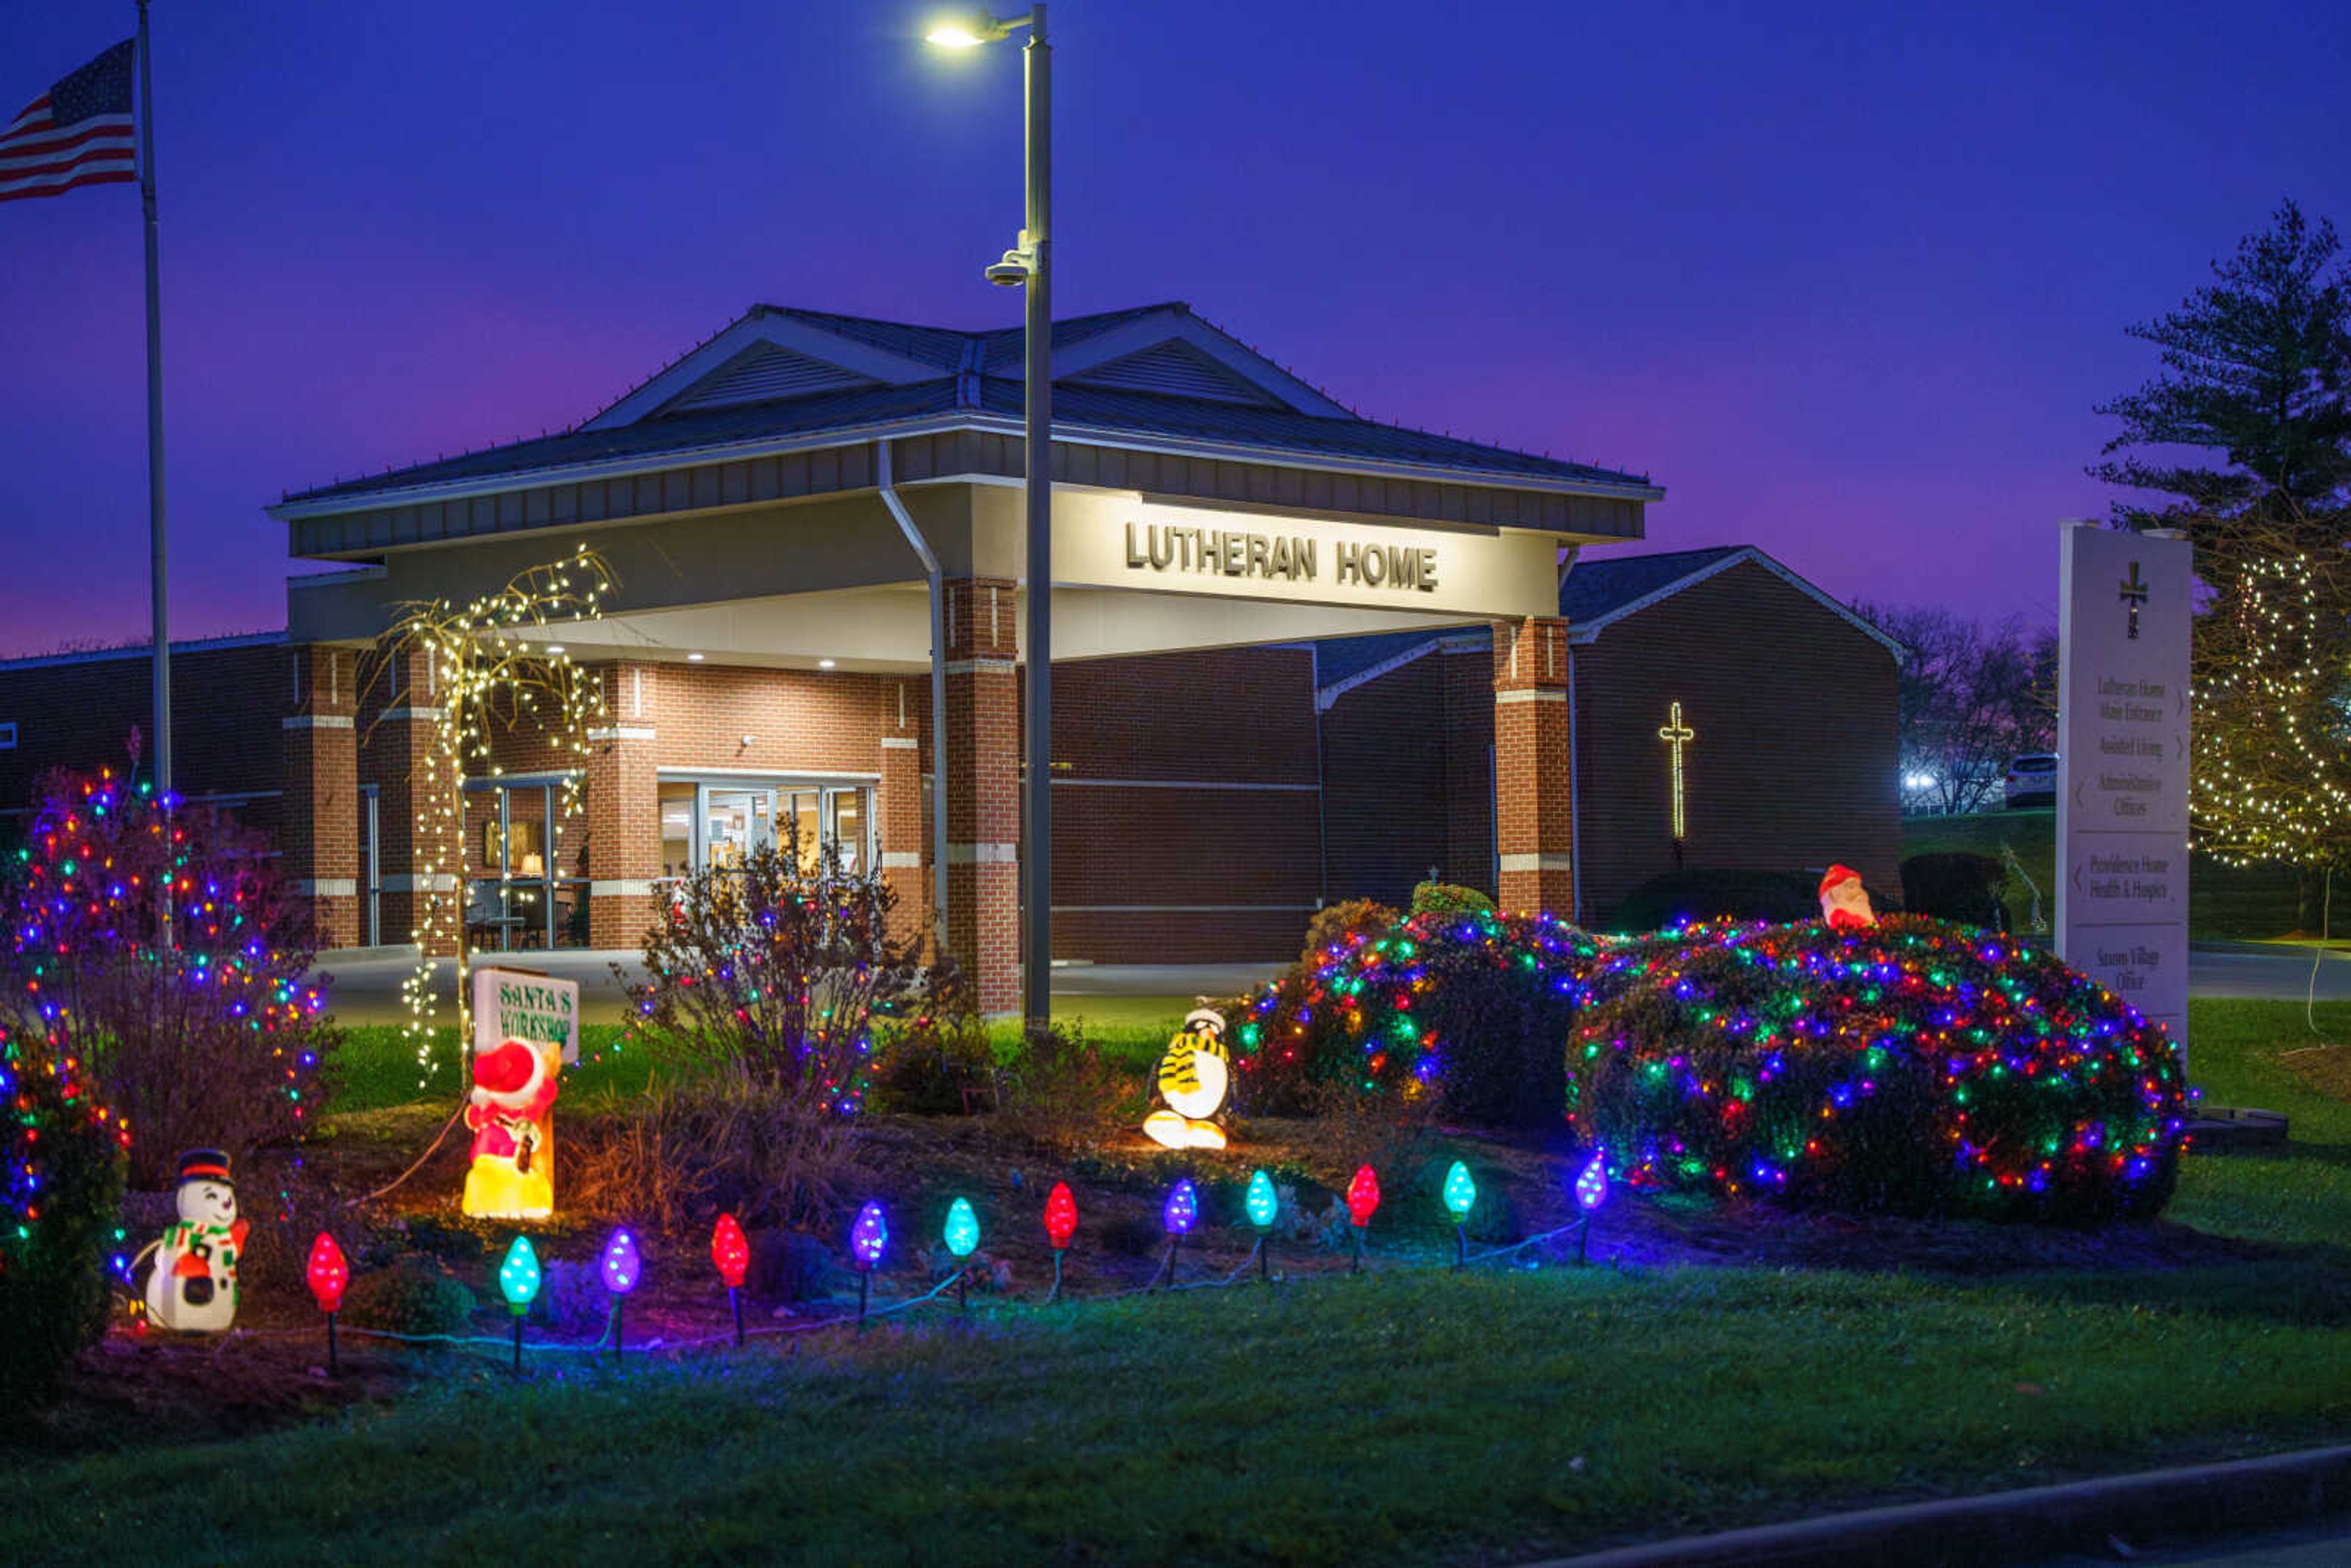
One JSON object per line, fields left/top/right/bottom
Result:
{"left": 0, "top": 302, "right": 1897, "bottom": 1007}
{"left": 1314, "top": 546, "right": 1903, "bottom": 924}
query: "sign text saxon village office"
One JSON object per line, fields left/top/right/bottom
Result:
{"left": 1124, "top": 521, "right": 1441, "bottom": 593}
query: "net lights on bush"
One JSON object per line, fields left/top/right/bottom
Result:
{"left": 711, "top": 1212, "right": 749, "bottom": 1345}
{"left": 1158, "top": 1178, "right": 1198, "bottom": 1289}
{"left": 1566, "top": 915, "right": 2192, "bottom": 1221}
{"left": 306, "top": 1231, "right": 349, "bottom": 1375}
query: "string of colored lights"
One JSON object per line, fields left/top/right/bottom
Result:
{"left": 1564, "top": 916, "right": 2191, "bottom": 1218}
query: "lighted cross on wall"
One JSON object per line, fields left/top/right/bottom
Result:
{"left": 1657, "top": 700, "right": 1695, "bottom": 841}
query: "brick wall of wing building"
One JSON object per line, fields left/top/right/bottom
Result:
{"left": 0, "top": 639, "right": 293, "bottom": 845}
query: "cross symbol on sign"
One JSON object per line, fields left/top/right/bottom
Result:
{"left": 1657, "top": 700, "right": 1695, "bottom": 841}
{"left": 2118, "top": 561, "right": 2150, "bottom": 640}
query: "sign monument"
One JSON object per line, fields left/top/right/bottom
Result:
{"left": 2057, "top": 522, "right": 2192, "bottom": 1056}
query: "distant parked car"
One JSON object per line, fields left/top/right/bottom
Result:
{"left": 2004, "top": 753, "right": 2058, "bottom": 809}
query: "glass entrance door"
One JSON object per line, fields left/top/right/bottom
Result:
{"left": 704, "top": 788, "right": 773, "bottom": 871}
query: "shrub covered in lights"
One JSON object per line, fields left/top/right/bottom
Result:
{"left": 1567, "top": 917, "right": 2191, "bottom": 1222}
{"left": 1, "top": 1026, "right": 128, "bottom": 1411}
{"left": 1, "top": 763, "right": 327, "bottom": 1191}
{"left": 1228, "top": 908, "right": 1603, "bottom": 1127}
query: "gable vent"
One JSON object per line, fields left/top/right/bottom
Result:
{"left": 658, "top": 343, "right": 880, "bottom": 415}
{"left": 1065, "top": 339, "right": 1283, "bottom": 405}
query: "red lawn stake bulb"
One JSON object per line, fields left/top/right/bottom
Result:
{"left": 1043, "top": 1181, "right": 1077, "bottom": 1304}
{"left": 711, "top": 1213, "right": 749, "bottom": 1346}
{"left": 306, "top": 1231, "right": 349, "bottom": 1376}
{"left": 1345, "top": 1165, "right": 1380, "bottom": 1274}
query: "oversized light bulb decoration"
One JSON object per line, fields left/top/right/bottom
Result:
{"left": 1163, "top": 1178, "right": 1199, "bottom": 1237}
{"left": 1142, "top": 1008, "right": 1231, "bottom": 1150}
{"left": 1575, "top": 1152, "right": 1610, "bottom": 1212}
{"left": 943, "top": 1197, "right": 981, "bottom": 1259}
{"left": 850, "top": 1201, "right": 889, "bottom": 1271}
{"left": 1245, "top": 1169, "right": 1279, "bottom": 1231}
{"left": 1346, "top": 1165, "right": 1381, "bottom": 1228}
{"left": 1043, "top": 1182, "right": 1078, "bottom": 1251}
{"left": 498, "top": 1234, "right": 542, "bottom": 1313}
{"left": 305, "top": 1231, "right": 350, "bottom": 1314}
{"left": 710, "top": 1213, "right": 749, "bottom": 1290}
{"left": 599, "top": 1228, "right": 642, "bottom": 1295}
{"left": 1443, "top": 1161, "right": 1477, "bottom": 1223}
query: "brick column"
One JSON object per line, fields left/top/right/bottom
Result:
{"left": 281, "top": 643, "right": 360, "bottom": 949}
{"left": 942, "top": 578, "right": 1021, "bottom": 1016}
{"left": 878, "top": 677, "right": 927, "bottom": 944}
{"left": 586, "top": 663, "right": 660, "bottom": 950}
{"left": 1493, "top": 615, "right": 1575, "bottom": 916}
{"left": 373, "top": 647, "right": 463, "bottom": 957}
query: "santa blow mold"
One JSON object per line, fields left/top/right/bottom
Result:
{"left": 463, "top": 1036, "right": 560, "bottom": 1219}
{"left": 1818, "top": 864, "right": 1878, "bottom": 931}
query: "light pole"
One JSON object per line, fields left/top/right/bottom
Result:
{"left": 928, "top": 7, "right": 1052, "bottom": 1031}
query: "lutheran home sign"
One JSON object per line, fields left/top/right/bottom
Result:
{"left": 1123, "top": 520, "right": 1441, "bottom": 593}
{"left": 1053, "top": 490, "right": 1561, "bottom": 620}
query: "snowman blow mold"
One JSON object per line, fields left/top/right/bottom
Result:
{"left": 137, "top": 1148, "right": 249, "bottom": 1334}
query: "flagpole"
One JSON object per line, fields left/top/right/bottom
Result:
{"left": 135, "top": 0, "right": 169, "bottom": 799}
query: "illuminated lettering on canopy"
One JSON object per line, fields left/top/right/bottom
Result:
{"left": 1123, "top": 522, "right": 1439, "bottom": 594}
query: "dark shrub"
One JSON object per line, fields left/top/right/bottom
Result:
{"left": 341, "top": 1255, "right": 475, "bottom": 1337}
{"left": 1411, "top": 881, "right": 1494, "bottom": 917}
{"left": 1567, "top": 916, "right": 2190, "bottom": 1222}
{"left": 0, "top": 1030, "right": 127, "bottom": 1412}
{"left": 1900, "top": 852, "right": 2009, "bottom": 929}
{"left": 1227, "top": 909, "right": 1604, "bottom": 1127}
{"left": 996, "top": 1024, "right": 1149, "bottom": 1155}
{"left": 1603, "top": 868, "right": 1821, "bottom": 933}
{"left": 567, "top": 1075, "right": 859, "bottom": 1231}
{"left": 1298, "top": 899, "right": 1397, "bottom": 966}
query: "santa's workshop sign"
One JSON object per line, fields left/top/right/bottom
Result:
{"left": 463, "top": 967, "right": 580, "bottom": 1220}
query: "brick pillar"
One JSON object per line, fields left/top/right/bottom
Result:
{"left": 878, "top": 676, "right": 928, "bottom": 945}
{"left": 586, "top": 663, "right": 660, "bottom": 949}
{"left": 282, "top": 643, "right": 360, "bottom": 949}
{"left": 1493, "top": 615, "right": 1574, "bottom": 915}
{"left": 942, "top": 578, "right": 1021, "bottom": 1016}
{"left": 373, "top": 647, "right": 463, "bottom": 957}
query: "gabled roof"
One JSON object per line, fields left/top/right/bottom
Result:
{"left": 277, "top": 302, "right": 1662, "bottom": 511}
{"left": 1313, "top": 545, "right": 1899, "bottom": 706}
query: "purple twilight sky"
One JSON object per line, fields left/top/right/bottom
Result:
{"left": 1, "top": 0, "right": 2345, "bottom": 657}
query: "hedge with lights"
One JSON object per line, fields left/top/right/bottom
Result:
{"left": 1228, "top": 908, "right": 1604, "bottom": 1126}
{"left": 1, "top": 1027, "right": 127, "bottom": 1410}
{"left": 1566, "top": 916, "right": 2191, "bottom": 1222}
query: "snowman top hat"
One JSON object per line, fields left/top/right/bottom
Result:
{"left": 176, "top": 1148, "right": 233, "bottom": 1190}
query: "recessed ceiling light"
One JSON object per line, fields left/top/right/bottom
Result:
{"left": 545, "top": 644, "right": 566, "bottom": 656}
{"left": 818, "top": 658, "right": 837, "bottom": 670}
{"left": 686, "top": 651, "right": 705, "bottom": 662}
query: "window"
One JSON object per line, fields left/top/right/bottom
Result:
{"left": 656, "top": 777, "right": 874, "bottom": 885}
{"left": 0, "top": 722, "right": 15, "bottom": 750}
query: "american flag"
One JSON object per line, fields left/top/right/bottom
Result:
{"left": 1, "top": 39, "right": 137, "bottom": 204}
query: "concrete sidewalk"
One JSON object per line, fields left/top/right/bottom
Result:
{"left": 309, "top": 948, "right": 1283, "bottom": 1026}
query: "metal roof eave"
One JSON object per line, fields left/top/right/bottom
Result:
{"left": 268, "top": 413, "right": 1663, "bottom": 526}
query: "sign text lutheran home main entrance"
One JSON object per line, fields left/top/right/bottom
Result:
{"left": 1050, "top": 491, "right": 1566, "bottom": 621}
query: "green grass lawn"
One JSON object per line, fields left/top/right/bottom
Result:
{"left": 13, "top": 999, "right": 2351, "bottom": 1567}
{"left": 1902, "top": 809, "right": 2305, "bottom": 940}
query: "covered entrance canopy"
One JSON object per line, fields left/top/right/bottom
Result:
{"left": 271, "top": 302, "right": 1661, "bottom": 1010}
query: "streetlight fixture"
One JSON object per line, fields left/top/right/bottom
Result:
{"left": 928, "top": 6, "right": 1054, "bottom": 1032}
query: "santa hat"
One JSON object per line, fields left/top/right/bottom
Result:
{"left": 1819, "top": 864, "right": 1864, "bottom": 896}
{"left": 176, "top": 1148, "right": 233, "bottom": 1190}
{"left": 473, "top": 1038, "right": 547, "bottom": 1103}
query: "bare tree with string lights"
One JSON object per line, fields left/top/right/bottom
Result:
{"left": 362, "top": 544, "right": 617, "bottom": 1090}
